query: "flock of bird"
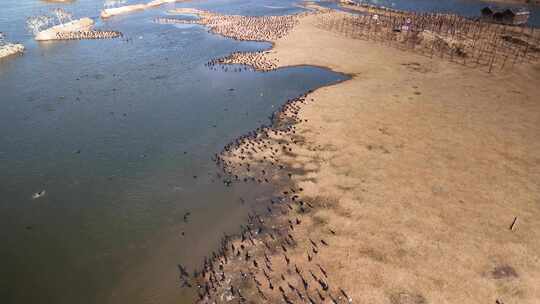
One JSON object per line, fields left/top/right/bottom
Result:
{"left": 54, "top": 30, "right": 123, "bottom": 40}
{"left": 176, "top": 11, "right": 300, "bottom": 42}
{"left": 172, "top": 90, "right": 355, "bottom": 303}
{"left": 177, "top": 189, "right": 353, "bottom": 303}
{"left": 181, "top": 198, "right": 351, "bottom": 304}
{"left": 214, "top": 92, "right": 312, "bottom": 187}
{"left": 157, "top": 10, "right": 304, "bottom": 73}
{"left": 206, "top": 51, "right": 279, "bottom": 72}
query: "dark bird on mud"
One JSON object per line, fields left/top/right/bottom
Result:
{"left": 307, "top": 253, "right": 313, "bottom": 262}
{"left": 180, "top": 278, "right": 192, "bottom": 288}
{"left": 238, "top": 290, "right": 246, "bottom": 302}
{"left": 257, "top": 286, "right": 267, "bottom": 300}
{"left": 253, "top": 277, "right": 262, "bottom": 286}
{"left": 310, "top": 239, "right": 318, "bottom": 248}
{"left": 318, "top": 278, "right": 329, "bottom": 291}
{"left": 329, "top": 229, "right": 336, "bottom": 235}
{"left": 288, "top": 282, "right": 296, "bottom": 292}
{"left": 284, "top": 254, "right": 290, "bottom": 265}
{"left": 264, "top": 253, "right": 272, "bottom": 264}
{"left": 183, "top": 212, "right": 191, "bottom": 223}
{"left": 177, "top": 264, "right": 189, "bottom": 277}
{"left": 321, "top": 239, "right": 329, "bottom": 246}
{"left": 301, "top": 276, "right": 309, "bottom": 290}
{"left": 340, "top": 288, "right": 351, "bottom": 300}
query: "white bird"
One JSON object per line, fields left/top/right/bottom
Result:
{"left": 32, "top": 190, "right": 46, "bottom": 199}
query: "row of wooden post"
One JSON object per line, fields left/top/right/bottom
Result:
{"left": 316, "top": 8, "right": 539, "bottom": 73}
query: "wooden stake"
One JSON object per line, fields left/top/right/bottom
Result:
{"left": 510, "top": 216, "right": 518, "bottom": 231}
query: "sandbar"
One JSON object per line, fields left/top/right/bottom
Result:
{"left": 34, "top": 17, "right": 94, "bottom": 41}
{"left": 0, "top": 43, "right": 25, "bottom": 59}
{"left": 101, "top": 0, "right": 179, "bottom": 19}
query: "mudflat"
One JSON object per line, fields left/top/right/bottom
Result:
{"left": 183, "top": 5, "right": 540, "bottom": 304}
{"left": 266, "top": 12, "right": 540, "bottom": 304}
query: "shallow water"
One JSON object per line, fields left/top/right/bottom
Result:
{"left": 0, "top": 1, "right": 346, "bottom": 304}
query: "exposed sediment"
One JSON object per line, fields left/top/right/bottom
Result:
{"left": 0, "top": 43, "right": 25, "bottom": 59}
{"left": 35, "top": 17, "right": 93, "bottom": 41}
{"left": 101, "top": 0, "right": 181, "bottom": 18}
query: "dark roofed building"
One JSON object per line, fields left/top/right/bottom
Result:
{"left": 480, "top": 6, "right": 530, "bottom": 25}
{"left": 481, "top": 6, "right": 495, "bottom": 18}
